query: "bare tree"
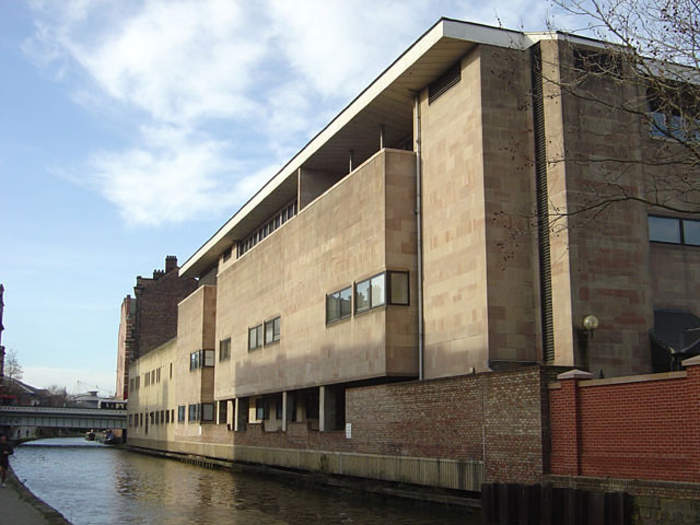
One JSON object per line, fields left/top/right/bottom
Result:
{"left": 46, "top": 385, "right": 69, "bottom": 407}
{"left": 4, "top": 348, "right": 23, "bottom": 383}
{"left": 543, "top": 0, "right": 700, "bottom": 226}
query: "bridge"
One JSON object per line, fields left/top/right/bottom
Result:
{"left": 0, "top": 406, "right": 127, "bottom": 429}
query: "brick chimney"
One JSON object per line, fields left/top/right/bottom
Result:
{"left": 165, "top": 255, "right": 178, "bottom": 274}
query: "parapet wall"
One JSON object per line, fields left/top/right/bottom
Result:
{"left": 549, "top": 359, "right": 700, "bottom": 483}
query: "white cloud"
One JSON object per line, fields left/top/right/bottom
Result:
{"left": 22, "top": 366, "right": 117, "bottom": 396}
{"left": 25, "top": 0, "right": 558, "bottom": 226}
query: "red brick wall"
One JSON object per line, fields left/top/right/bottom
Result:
{"left": 550, "top": 365, "right": 700, "bottom": 482}
{"left": 232, "top": 366, "right": 556, "bottom": 484}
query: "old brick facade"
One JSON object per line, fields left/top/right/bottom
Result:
{"left": 115, "top": 256, "right": 197, "bottom": 400}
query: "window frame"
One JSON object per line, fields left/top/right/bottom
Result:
{"left": 264, "top": 316, "right": 281, "bottom": 345}
{"left": 354, "top": 272, "right": 387, "bottom": 314}
{"left": 387, "top": 270, "right": 410, "bottom": 306}
{"left": 219, "top": 338, "right": 231, "bottom": 361}
{"left": 178, "top": 405, "right": 185, "bottom": 423}
{"left": 201, "top": 403, "right": 215, "bottom": 423}
{"left": 326, "top": 286, "right": 352, "bottom": 324}
{"left": 248, "top": 324, "right": 263, "bottom": 351}
{"left": 649, "top": 215, "right": 700, "bottom": 246}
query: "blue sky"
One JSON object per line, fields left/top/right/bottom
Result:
{"left": 0, "top": 0, "right": 562, "bottom": 394}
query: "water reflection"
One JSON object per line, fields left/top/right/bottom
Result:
{"left": 13, "top": 438, "right": 480, "bottom": 525}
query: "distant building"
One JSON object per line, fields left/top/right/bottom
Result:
{"left": 115, "top": 256, "right": 197, "bottom": 400}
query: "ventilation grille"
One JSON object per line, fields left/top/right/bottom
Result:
{"left": 531, "top": 44, "right": 555, "bottom": 363}
{"left": 428, "top": 63, "right": 461, "bottom": 104}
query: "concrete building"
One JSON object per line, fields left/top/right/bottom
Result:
{"left": 115, "top": 256, "right": 197, "bottom": 400}
{"left": 126, "top": 19, "right": 699, "bottom": 491}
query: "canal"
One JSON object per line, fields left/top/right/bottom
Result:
{"left": 13, "top": 438, "right": 482, "bottom": 525}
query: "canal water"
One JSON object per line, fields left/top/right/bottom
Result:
{"left": 12, "top": 438, "right": 481, "bottom": 525}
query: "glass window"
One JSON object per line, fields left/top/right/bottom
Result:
{"left": 649, "top": 216, "right": 681, "bottom": 243}
{"left": 265, "top": 317, "right": 281, "bottom": 344}
{"left": 219, "top": 401, "right": 227, "bottom": 424}
{"left": 389, "top": 271, "right": 409, "bottom": 305}
{"left": 202, "top": 403, "right": 215, "bottom": 422}
{"left": 370, "top": 273, "right": 385, "bottom": 308}
{"left": 683, "top": 220, "right": 700, "bottom": 246}
{"left": 156, "top": 368, "right": 161, "bottom": 383}
{"left": 220, "top": 338, "right": 231, "bottom": 361}
{"left": 203, "top": 350, "right": 215, "bottom": 367}
{"left": 255, "top": 400, "right": 265, "bottom": 421}
{"left": 327, "top": 286, "right": 352, "bottom": 323}
{"left": 249, "top": 325, "right": 262, "bottom": 351}
{"left": 339, "top": 287, "right": 352, "bottom": 318}
{"left": 275, "top": 399, "right": 283, "bottom": 420}
{"left": 178, "top": 406, "right": 185, "bottom": 422}
{"left": 355, "top": 279, "right": 370, "bottom": 313}
{"left": 326, "top": 292, "right": 340, "bottom": 322}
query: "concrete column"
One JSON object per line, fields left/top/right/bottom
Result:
{"left": 319, "top": 386, "right": 336, "bottom": 432}
{"left": 234, "top": 397, "right": 249, "bottom": 432}
{"left": 226, "top": 399, "right": 233, "bottom": 430}
{"left": 282, "top": 392, "right": 288, "bottom": 432}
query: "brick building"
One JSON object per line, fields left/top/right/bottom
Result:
{"left": 125, "top": 18, "right": 699, "bottom": 494}
{"left": 115, "top": 256, "right": 197, "bottom": 400}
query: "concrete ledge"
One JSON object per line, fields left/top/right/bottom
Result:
{"left": 128, "top": 439, "right": 484, "bottom": 492}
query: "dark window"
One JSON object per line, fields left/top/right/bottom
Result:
{"left": 649, "top": 216, "right": 700, "bottom": 246}
{"left": 178, "top": 405, "right": 185, "bottom": 422}
{"left": 156, "top": 368, "right": 161, "bottom": 383}
{"left": 219, "top": 338, "right": 231, "bottom": 361}
{"left": 647, "top": 85, "right": 700, "bottom": 140}
{"left": 190, "top": 351, "right": 200, "bottom": 371}
{"left": 326, "top": 287, "right": 351, "bottom": 323}
{"left": 188, "top": 404, "right": 199, "bottom": 423}
{"left": 218, "top": 401, "right": 227, "bottom": 424}
{"left": 165, "top": 410, "right": 170, "bottom": 424}
{"left": 203, "top": 349, "right": 215, "bottom": 367}
{"left": 428, "top": 62, "right": 461, "bottom": 104}
{"left": 171, "top": 409, "right": 175, "bottom": 423}
{"left": 201, "top": 403, "right": 215, "bottom": 422}
{"left": 573, "top": 48, "right": 622, "bottom": 78}
{"left": 169, "top": 362, "right": 172, "bottom": 379}
{"left": 264, "top": 317, "right": 281, "bottom": 344}
{"left": 388, "top": 271, "right": 410, "bottom": 305}
{"left": 248, "top": 325, "right": 263, "bottom": 351}
{"left": 275, "top": 399, "right": 283, "bottom": 420}
{"left": 255, "top": 399, "right": 265, "bottom": 421}
{"left": 222, "top": 246, "right": 232, "bottom": 262}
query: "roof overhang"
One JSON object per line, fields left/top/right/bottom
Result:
{"left": 179, "top": 18, "right": 606, "bottom": 278}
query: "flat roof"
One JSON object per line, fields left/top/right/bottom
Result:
{"left": 179, "top": 18, "right": 604, "bottom": 278}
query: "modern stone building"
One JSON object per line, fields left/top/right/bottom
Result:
{"left": 126, "top": 19, "right": 699, "bottom": 491}
{"left": 115, "top": 256, "right": 197, "bottom": 400}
